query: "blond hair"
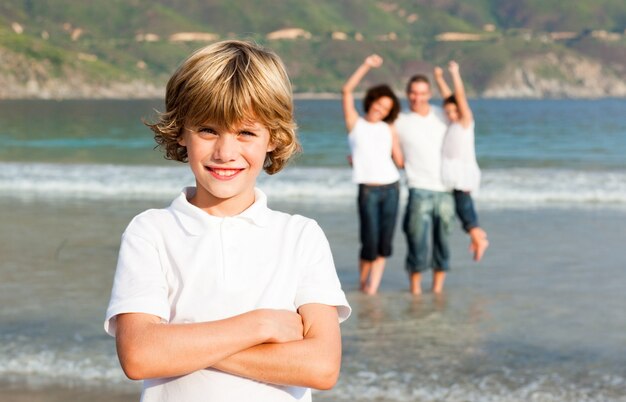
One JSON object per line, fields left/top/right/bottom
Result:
{"left": 147, "top": 40, "right": 300, "bottom": 174}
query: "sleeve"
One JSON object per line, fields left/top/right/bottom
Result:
{"left": 103, "top": 226, "right": 171, "bottom": 337}
{"left": 294, "top": 220, "right": 351, "bottom": 323}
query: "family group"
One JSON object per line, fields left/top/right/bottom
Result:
{"left": 343, "top": 54, "right": 489, "bottom": 295}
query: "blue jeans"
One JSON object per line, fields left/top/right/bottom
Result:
{"left": 358, "top": 182, "right": 400, "bottom": 261}
{"left": 403, "top": 188, "right": 454, "bottom": 272}
{"left": 454, "top": 190, "right": 479, "bottom": 232}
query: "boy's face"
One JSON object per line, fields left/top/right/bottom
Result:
{"left": 179, "top": 118, "right": 275, "bottom": 215}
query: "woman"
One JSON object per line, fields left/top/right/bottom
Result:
{"left": 342, "top": 54, "right": 403, "bottom": 295}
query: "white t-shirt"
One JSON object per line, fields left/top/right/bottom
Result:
{"left": 105, "top": 187, "right": 351, "bottom": 402}
{"left": 395, "top": 106, "right": 449, "bottom": 192}
{"left": 441, "top": 121, "right": 481, "bottom": 193}
{"left": 347, "top": 118, "right": 400, "bottom": 185}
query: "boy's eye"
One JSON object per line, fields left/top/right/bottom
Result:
{"left": 197, "top": 127, "right": 217, "bottom": 135}
{"left": 239, "top": 130, "right": 257, "bottom": 137}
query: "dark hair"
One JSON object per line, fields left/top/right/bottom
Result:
{"left": 405, "top": 74, "right": 430, "bottom": 94}
{"left": 443, "top": 94, "right": 457, "bottom": 106}
{"left": 362, "top": 84, "right": 400, "bottom": 123}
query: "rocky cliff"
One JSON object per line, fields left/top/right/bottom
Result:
{"left": 0, "top": 49, "right": 162, "bottom": 99}
{"left": 483, "top": 53, "right": 626, "bottom": 98}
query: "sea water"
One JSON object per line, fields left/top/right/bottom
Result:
{"left": 1, "top": 99, "right": 625, "bottom": 401}
{"left": 1, "top": 99, "right": 625, "bottom": 205}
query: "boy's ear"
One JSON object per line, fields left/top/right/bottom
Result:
{"left": 178, "top": 134, "right": 187, "bottom": 146}
{"left": 266, "top": 142, "right": 276, "bottom": 152}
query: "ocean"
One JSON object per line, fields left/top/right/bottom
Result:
{"left": 1, "top": 98, "right": 625, "bottom": 401}
{"left": 2, "top": 99, "right": 625, "bottom": 205}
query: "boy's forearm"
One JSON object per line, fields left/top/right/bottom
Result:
{"left": 115, "top": 309, "right": 301, "bottom": 380}
{"left": 213, "top": 336, "right": 341, "bottom": 389}
{"left": 213, "top": 304, "right": 342, "bottom": 390}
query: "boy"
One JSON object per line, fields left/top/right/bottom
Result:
{"left": 104, "top": 40, "right": 351, "bottom": 402}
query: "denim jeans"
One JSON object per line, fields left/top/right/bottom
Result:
{"left": 454, "top": 190, "right": 479, "bottom": 232}
{"left": 357, "top": 182, "right": 400, "bottom": 261}
{"left": 403, "top": 188, "right": 454, "bottom": 272}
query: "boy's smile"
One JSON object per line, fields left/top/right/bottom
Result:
{"left": 206, "top": 167, "right": 244, "bottom": 179}
{"left": 179, "top": 119, "right": 275, "bottom": 216}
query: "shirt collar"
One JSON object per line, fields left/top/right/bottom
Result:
{"left": 170, "top": 187, "right": 271, "bottom": 235}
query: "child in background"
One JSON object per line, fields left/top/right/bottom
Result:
{"left": 434, "top": 61, "right": 489, "bottom": 261}
{"left": 342, "top": 54, "right": 403, "bottom": 295}
{"left": 104, "top": 40, "right": 351, "bottom": 402}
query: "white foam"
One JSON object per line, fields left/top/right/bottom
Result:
{"left": 1, "top": 162, "right": 626, "bottom": 208}
{"left": 478, "top": 168, "right": 626, "bottom": 207}
{"left": 328, "top": 369, "right": 626, "bottom": 402}
{"left": 1, "top": 342, "right": 624, "bottom": 400}
{"left": 0, "top": 343, "right": 132, "bottom": 387}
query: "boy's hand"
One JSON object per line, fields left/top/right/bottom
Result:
{"left": 434, "top": 66, "right": 444, "bottom": 77}
{"left": 257, "top": 309, "right": 304, "bottom": 343}
{"left": 364, "top": 54, "right": 383, "bottom": 68}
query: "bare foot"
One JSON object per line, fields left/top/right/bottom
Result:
{"left": 409, "top": 272, "right": 422, "bottom": 294}
{"left": 432, "top": 271, "right": 446, "bottom": 293}
{"left": 362, "top": 285, "right": 378, "bottom": 295}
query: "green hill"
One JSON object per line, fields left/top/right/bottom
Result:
{"left": 0, "top": 0, "right": 625, "bottom": 98}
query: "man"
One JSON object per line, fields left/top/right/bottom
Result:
{"left": 395, "top": 75, "right": 488, "bottom": 294}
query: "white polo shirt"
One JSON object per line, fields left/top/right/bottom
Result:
{"left": 105, "top": 187, "right": 351, "bottom": 402}
{"left": 395, "top": 106, "right": 449, "bottom": 192}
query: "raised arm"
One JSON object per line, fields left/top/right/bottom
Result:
{"left": 342, "top": 54, "right": 383, "bottom": 132}
{"left": 213, "top": 303, "right": 342, "bottom": 390}
{"left": 433, "top": 66, "right": 452, "bottom": 99}
{"left": 448, "top": 61, "right": 474, "bottom": 127}
{"left": 114, "top": 309, "right": 303, "bottom": 380}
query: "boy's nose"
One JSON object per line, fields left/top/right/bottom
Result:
{"left": 213, "top": 135, "right": 238, "bottom": 161}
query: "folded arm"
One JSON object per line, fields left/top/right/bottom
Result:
{"left": 114, "top": 309, "right": 303, "bottom": 380}
{"left": 213, "top": 303, "right": 342, "bottom": 390}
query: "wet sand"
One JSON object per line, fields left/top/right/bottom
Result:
{"left": 2, "top": 196, "right": 626, "bottom": 402}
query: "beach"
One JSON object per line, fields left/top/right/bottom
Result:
{"left": 1, "top": 98, "right": 625, "bottom": 401}
{"left": 2, "top": 195, "right": 626, "bottom": 402}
